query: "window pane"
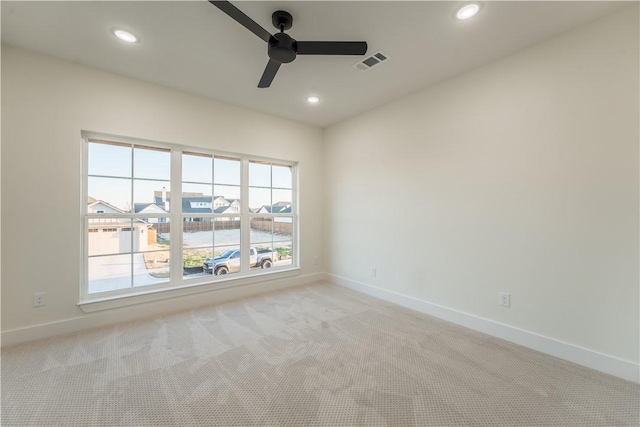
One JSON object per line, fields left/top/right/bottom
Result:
{"left": 134, "top": 250, "right": 170, "bottom": 287}
{"left": 140, "top": 221, "right": 170, "bottom": 252}
{"left": 214, "top": 156, "right": 240, "bottom": 185}
{"left": 183, "top": 152, "right": 212, "bottom": 184}
{"left": 249, "top": 161, "right": 271, "bottom": 187}
{"left": 145, "top": 218, "right": 171, "bottom": 246}
{"left": 184, "top": 247, "right": 213, "bottom": 278}
{"left": 88, "top": 141, "right": 131, "bottom": 178}
{"left": 183, "top": 217, "right": 214, "bottom": 249}
{"left": 272, "top": 164, "right": 292, "bottom": 189}
{"left": 253, "top": 246, "right": 276, "bottom": 269}
{"left": 207, "top": 245, "right": 241, "bottom": 276}
{"left": 214, "top": 217, "right": 240, "bottom": 248}
{"left": 183, "top": 217, "right": 215, "bottom": 278}
{"left": 87, "top": 218, "right": 134, "bottom": 256}
{"left": 250, "top": 217, "right": 273, "bottom": 244}
{"left": 274, "top": 241, "right": 293, "bottom": 267}
{"left": 272, "top": 189, "right": 292, "bottom": 210}
{"left": 88, "top": 177, "right": 131, "bottom": 212}
{"left": 87, "top": 219, "right": 170, "bottom": 293}
{"left": 134, "top": 146, "right": 170, "bottom": 180}
{"left": 250, "top": 217, "right": 273, "bottom": 270}
{"left": 134, "top": 181, "right": 170, "bottom": 213}
{"left": 182, "top": 183, "right": 213, "bottom": 214}
{"left": 88, "top": 254, "right": 131, "bottom": 294}
{"left": 273, "top": 217, "right": 293, "bottom": 242}
{"left": 249, "top": 187, "right": 271, "bottom": 212}
{"left": 214, "top": 185, "right": 241, "bottom": 213}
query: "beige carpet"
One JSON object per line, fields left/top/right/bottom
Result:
{"left": 2, "top": 282, "right": 639, "bottom": 426}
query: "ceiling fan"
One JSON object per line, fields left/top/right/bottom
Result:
{"left": 209, "top": 1, "right": 368, "bottom": 88}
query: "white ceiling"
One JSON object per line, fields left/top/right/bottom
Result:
{"left": 1, "top": 1, "right": 627, "bottom": 127}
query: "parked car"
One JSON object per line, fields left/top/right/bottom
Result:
{"left": 203, "top": 246, "right": 275, "bottom": 275}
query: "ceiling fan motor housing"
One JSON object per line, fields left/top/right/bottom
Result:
{"left": 269, "top": 33, "right": 297, "bottom": 63}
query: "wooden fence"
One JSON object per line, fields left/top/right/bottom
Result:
{"left": 250, "top": 218, "right": 293, "bottom": 235}
{"left": 153, "top": 220, "right": 240, "bottom": 234}
{"left": 151, "top": 218, "right": 292, "bottom": 235}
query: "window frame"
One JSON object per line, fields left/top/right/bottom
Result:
{"left": 80, "top": 131, "right": 299, "bottom": 304}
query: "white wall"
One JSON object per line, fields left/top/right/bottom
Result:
{"left": 1, "top": 46, "right": 324, "bottom": 335}
{"left": 324, "top": 7, "right": 639, "bottom": 365}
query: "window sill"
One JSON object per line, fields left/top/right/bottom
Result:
{"left": 78, "top": 267, "right": 300, "bottom": 313}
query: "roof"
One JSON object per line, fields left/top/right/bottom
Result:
{"left": 259, "top": 204, "right": 291, "bottom": 214}
{"left": 134, "top": 203, "right": 152, "bottom": 213}
{"left": 181, "top": 198, "right": 211, "bottom": 214}
{"left": 214, "top": 206, "right": 239, "bottom": 214}
{"left": 88, "top": 198, "right": 127, "bottom": 213}
{"left": 134, "top": 203, "right": 168, "bottom": 214}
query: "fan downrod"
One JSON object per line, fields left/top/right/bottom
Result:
{"left": 272, "top": 10, "right": 293, "bottom": 31}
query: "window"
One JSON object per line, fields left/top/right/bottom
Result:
{"left": 181, "top": 152, "right": 242, "bottom": 278}
{"left": 83, "top": 134, "right": 297, "bottom": 300}
{"left": 85, "top": 139, "right": 171, "bottom": 295}
{"left": 248, "top": 161, "right": 294, "bottom": 270}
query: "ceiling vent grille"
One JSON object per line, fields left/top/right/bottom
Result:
{"left": 354, "top": 51, "right": 390, "bottom": 71}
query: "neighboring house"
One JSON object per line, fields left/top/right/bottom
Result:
{"left": 88, "top": 198, "right": 149, "bottom": 255}
{"left": 256, "top": 202, "right": 291, "bottom": 214}
{"left": 213, "top": 196, "right": 230, "bottom": 209}
{"left": 134, "top": 203, "right": 168, "bottom": 223}
{"left": 227, "top": 198, "right": 241, "bottom": 210}
{"left": 256, "top": 202, "right": 293, "bottom": 223}
{"left": 181, "top": 196, "right": 215, "bottom": 217}
{"left": 213, "top": 205, "right": 240, "bottom": 220}
{"left": 151, "top": 190, "right": 237, "bottom": 220}
{"left": 88, "top": 199, "right": 124, "bottom": 215}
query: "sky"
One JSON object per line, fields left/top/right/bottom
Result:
{"left": 88, "top": 141, "right": 291, "bottom": 212}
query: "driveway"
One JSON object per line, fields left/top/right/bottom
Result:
{"left": 88, "top": 253, "right": 168, "bottom": 294}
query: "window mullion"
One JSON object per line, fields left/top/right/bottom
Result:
{"left": 241, "top": 158, "right": 250, "bottom": 274}
{"left": 292, "top": 164, "right": 299, "bottom": 268}
{"left": 169, "top": 148, "right": 182, "bottom": 283}
{"left": 130, "top": 145, "right": 134, "bottom": 289}
{"left": 81, "top": 138, "right": 89, "bottom": 301}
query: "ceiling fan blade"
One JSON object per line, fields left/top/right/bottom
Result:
{"left": 208, "top": 1, "right": 272, "bottom": 43}
{"left": 296, "top": 41, "right": 368, "bottom": 56}
{"left": 258, "top": 59, "right": 281, "bottom": 88}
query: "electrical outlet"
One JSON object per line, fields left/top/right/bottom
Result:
{"left": 499, "top": 292, "right": 510, "bottom": 308}
{"left": 33, "top": 292, "right": 46, "bottom": 307}
{"left": 371, "top": 266, "right": 377, "bottom": 277}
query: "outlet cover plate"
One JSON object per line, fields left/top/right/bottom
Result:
{"left": 499, "top": 292, "right": 511, "bottom": 307}
{"left": 33, "top": 292, "right": 46, "bottom": 307}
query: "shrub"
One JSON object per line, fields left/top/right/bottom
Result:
{"left": 183, "top": 253, "right": 212, "bottom": 268}
{"left": 275, "top": 246, "right": 292, "bottom": 259}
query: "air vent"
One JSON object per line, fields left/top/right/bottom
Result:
{"left": 354, "top": 50, "right": 390, "bottom": 72}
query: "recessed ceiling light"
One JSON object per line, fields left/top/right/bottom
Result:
{"left": 113, "top": 29, "right": 138, "bottom": 43}
{"left": 306, "top": 96, "right": 320, "bottom": 104}
{"left": 456, "top": 4, "right": 480, "bottom": 20}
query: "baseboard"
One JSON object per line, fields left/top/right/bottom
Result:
{"left": 327, "top": 273, "right": 640, "bottom": 384}
{"left": 1, "top": 272, "right": 324, "bottom": 348}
